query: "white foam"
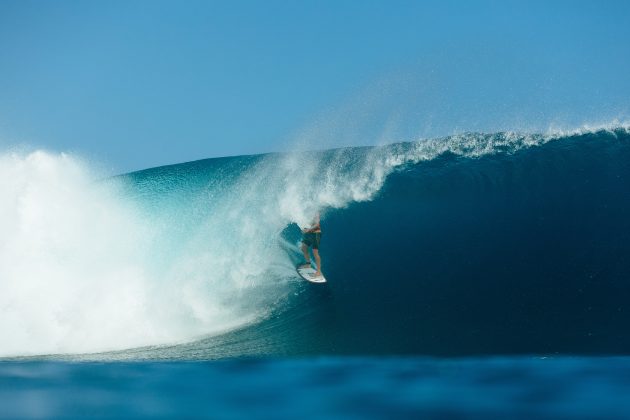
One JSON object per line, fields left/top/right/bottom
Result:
{"left": 0, "top": 151, "right": 288, "bottom": 357}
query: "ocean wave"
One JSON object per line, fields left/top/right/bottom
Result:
{"left": 1, "top": 124, "right": 629, "bottom": 358}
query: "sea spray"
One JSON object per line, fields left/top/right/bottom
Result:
{"left": 0, "top": 151, "right": 289, "bottom": 356}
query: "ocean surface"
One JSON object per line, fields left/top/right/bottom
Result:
{"left": 1, "top": 126, "right": 629, "bottom": 417}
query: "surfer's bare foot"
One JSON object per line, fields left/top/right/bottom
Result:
{"left": 312, "top": 272, "right": 322, "bottom": 278}
{"left": 299, "top": 263, "right": 311, "bottom": 269}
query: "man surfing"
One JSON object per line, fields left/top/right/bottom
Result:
{"left": 299, "top": 212, "right": 323, "bottom": 279}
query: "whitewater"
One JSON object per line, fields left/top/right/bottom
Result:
{"left": 1, "top": 123, "right": 628, "bottom": 358}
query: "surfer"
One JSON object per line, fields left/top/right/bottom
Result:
{"left": 299, "top": 212, "right": 323, "bottom": 279}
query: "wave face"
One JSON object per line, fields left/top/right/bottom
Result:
{"left": 1, "top": 126, "right": 629, "bottom": 358}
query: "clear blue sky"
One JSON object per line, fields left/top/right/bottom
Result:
{"left": 1, "top": 0, "right": 629, "bottom": 172}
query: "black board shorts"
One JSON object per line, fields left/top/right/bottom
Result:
{"left": 302, "top": 232, "right": 321, "bottom": 249}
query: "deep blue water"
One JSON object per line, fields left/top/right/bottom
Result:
{"left": 2, "top": 357, "right": 630, "bottom": 419}
{"left": 2, "top": 127, "right": 630, "bottom": 417}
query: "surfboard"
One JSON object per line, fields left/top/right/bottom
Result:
{"left": 296, "top": 264, "right": 327, "bottom": 283}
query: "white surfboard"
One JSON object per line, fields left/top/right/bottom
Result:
{"left": 296, "top": 264, "right": 327, "bottom": 283}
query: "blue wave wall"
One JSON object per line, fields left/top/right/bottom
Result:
{"left": 312, "top": 128, "right": 630, "bottom": 356}
{"left": 99, "top": 127, "right": 630, "bottom": 360}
